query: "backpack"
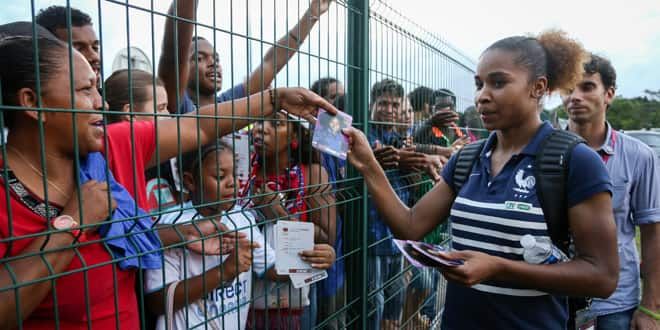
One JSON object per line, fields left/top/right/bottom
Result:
{"left": 451, "top": 129, "right": 587, "bottom": 329}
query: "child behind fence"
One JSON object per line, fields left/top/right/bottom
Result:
{"left": 244, "top": 112, "right": 337, "bottom": 330}
{"left": 143, "top": 139, "right": 335, "bottom": 330}
{"left": 144, "top": 140, "right": 270, "bottom": 330}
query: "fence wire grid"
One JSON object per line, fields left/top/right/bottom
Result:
{"left": 0, "top": 0, "right": 484, "bottom": 329}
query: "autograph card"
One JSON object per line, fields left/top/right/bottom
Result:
{"left": 312, "top": 109, "right": 352, "bottom": 160}
{"left": 394, "top": 239, "right": 463, "bottom": 268}
{"left": 393, "top": 239, "right": 437, "bottom": 268}
{"left": 222, "top": 132, "right": 250, "bottom": 184}
{"left": 275, "top": 221, "right": 315, "bottom": 275}
{"left": 408, "top": 241, "right": 463, "bottom": 267}
{"left": 290, "top": 270, "right": 328, "bottom": 289}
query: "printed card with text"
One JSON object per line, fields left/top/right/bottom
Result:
{"left": 290, "top": 269, "right": 328, "bottom": 289}
{"left": 275, "top": 221, "right": 315, "bottom": 275}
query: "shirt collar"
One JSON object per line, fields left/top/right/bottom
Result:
{"left": 480, "top": 121, "right": 554, "bottom": 158}
{"left": 563, "top": 121, "right": 616, "bottom": 156}
{"left": 597, "top": 122, "right": 616, "bottom": 156}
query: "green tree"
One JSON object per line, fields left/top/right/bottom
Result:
{"left": 548, "top": 94, "right": 660, "bottom": 130}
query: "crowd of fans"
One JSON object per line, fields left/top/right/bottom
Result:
{"left": 0, "top": 1, "right": 658, "bottom": 330}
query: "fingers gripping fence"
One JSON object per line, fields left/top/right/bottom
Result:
{"left": 0, "top": 0, "right": 479, "bottom": 329}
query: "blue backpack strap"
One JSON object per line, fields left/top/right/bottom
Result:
{"left": 452, "top": 139, "right": 487, "bottom": 193}
{"left": 534, "top": 129, "right": 585, "bottom": 255}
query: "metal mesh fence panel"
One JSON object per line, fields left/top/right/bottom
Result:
{"left": 0, "top": 1, "right": 482, "bottom": 329}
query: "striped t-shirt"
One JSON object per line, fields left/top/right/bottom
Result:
{"left": 439, "top": 122, "right": 612, "bottom": 330}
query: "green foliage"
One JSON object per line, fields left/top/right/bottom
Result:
{"left": 549, "top": 91, "right": 660, "bottom": 130}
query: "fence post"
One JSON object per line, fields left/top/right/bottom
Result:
{"left": 346, "top": 0, "right": 370, "bottom": 329}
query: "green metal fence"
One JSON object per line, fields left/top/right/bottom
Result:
{"left": 0, "top": 0, "right": 481, "bottom": 329}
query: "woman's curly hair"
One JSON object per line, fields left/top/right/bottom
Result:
{"left": 485, "top": 29, "right": 587, "bottom": 94}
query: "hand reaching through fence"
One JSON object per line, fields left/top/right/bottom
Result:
{"left": 250, "top": 183, "right": 290, "bottom": 220}
{"left": 310, "top": 0, "right": 334, "bottom": 18}
{"left": 430, "top": 107, "right": 460, "bottom": 128}
{"left": 450, "top": 136, "right": 470, "bottom": 153}
{"left": 224, "top": 238, "right": 260, "bottom": 275}
{"left": 150, "top": 87, "right": 338, "bottom": 172}
{"left": 273, "top": 87, "right": 338, "bottom": 124}
{"left": 373, "top": 145, "right": 400, "bottom": 169}
{"left": 184, "top": 221, "right": 247, "bottom": 255}
{"left": 397, "top": 149, "right": 428, "bottom": 171}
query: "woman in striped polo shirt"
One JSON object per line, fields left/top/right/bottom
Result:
{"left": 343, "top": 30, "right": 619, "bottom": 329}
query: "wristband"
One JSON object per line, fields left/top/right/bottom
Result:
{"left": 638, "top": 305, "right": 660, "bottom": 320}
{"left": 288, "top": 32, "right": 300, "bottom": 44}
{"left": 268, "top": 88, "right": 276, "bottom": 108}
{"left": 51, "top": 215, "right": 82, "bottom": 239}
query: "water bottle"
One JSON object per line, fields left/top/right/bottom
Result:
{"left": 520, "top": 235, "right": 568, "bottom": 264}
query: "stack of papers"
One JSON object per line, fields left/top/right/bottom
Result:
{"left": 394, "top": 239, "right": 463, "bottom": 268}
{"left": 275, "top": 221, "right": 328, "bottom": 288}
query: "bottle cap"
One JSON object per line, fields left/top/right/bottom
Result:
{"left": 520, "top": 234, "right": 536, "bottom": 249}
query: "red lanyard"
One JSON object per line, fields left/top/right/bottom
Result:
{"left": 242, "top": 154, "right": 307, "bottom": 220}
{"left": 600, "top": 130, "right": 617, "bottom": 164}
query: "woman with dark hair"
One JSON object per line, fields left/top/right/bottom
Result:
{"left": 244, "top": 111, "right": 337, "bottom": 329}
{"left": 104, "top": 69, "right": 169, "bottom": 124}
{"left": 343, "top": 30, "right": 619, "bottom": 329}
{"left": 0, "top": 34, "right": 335, "bottom": 329}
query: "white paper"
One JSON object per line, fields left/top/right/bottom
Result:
{"left": 275, "top": 221, "right": 315, "bottom": 275}
{"left": 290, "top": 270, "right": 328, "bottom": 289}
{"left": 222, "top": 132, "right": 250, "bottom": 185}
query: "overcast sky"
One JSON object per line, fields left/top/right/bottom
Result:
{"left": 387, "top": 0, "right": 660, "bottom": 99}
{"left": 3, "top": 0, "right": 658, "bottom": 110}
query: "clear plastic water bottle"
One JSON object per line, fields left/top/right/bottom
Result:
{"left": 520, "top": 234, "right": 568, "bottom": 264}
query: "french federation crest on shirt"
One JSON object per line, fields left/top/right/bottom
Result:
{"left": 513, "top": 168, "right": 535, "bottom": 195}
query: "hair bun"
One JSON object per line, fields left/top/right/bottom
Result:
{"left": 536, "top": 29, "right": 587, "bottom": 93}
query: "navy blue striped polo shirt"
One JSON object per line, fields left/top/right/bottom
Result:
{"left": 439, "top": 122, "right": 612, "bottom": 330}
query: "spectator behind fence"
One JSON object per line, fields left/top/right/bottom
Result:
{"left": 564, "top": 55, "right": 660, "bottom": 330}
{"left": 161, "top": 0, "right": 335, "bottom": 115}
{"left": 0, "top": 30, "right": 336, "bottom": 329}
{"left": 144, "top": 141, "right": 264, "bottom": 330}
{"left": 36, "top": 6, "right": 101, "bottom": 86}
{"left": 343, "top": 30, "right": 619, "bottom": 329}
{"left": 459, "top": 105, "right": 488, "bottom": 142}
{"left": 104, "top": 69, "right": 182, "bottom": 212}
{"left": 153, "top": 0, "right": 334, "bottom": 209}
{"left": 411, "top": 88, "right": 459, "bottom": 143}
{"left": 366, "top": 79, "right": 410, "bottom": 330}
{"left": 244, "top": 111, "right": 336, "bottom": 330}
{"left": 410, "top": 87, "right": 469, "bottom": 159}
{"left": 398, "top": 96, "right": 414, "bottom": 140}
{"left": 311, "top": 77, "right": 345, "bottom": 105}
